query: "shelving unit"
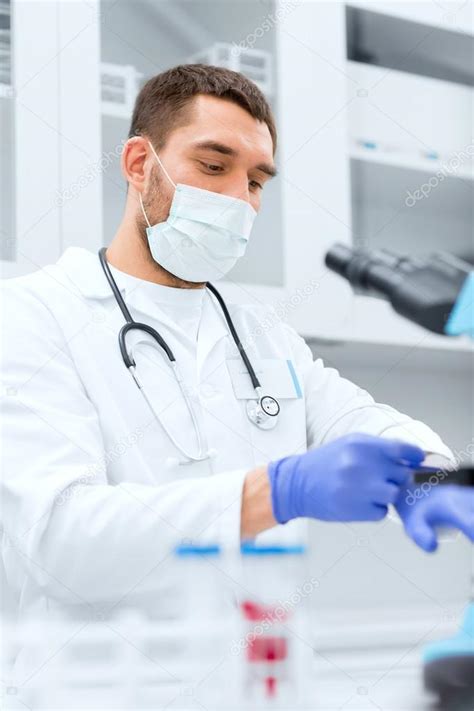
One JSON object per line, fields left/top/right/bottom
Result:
{"left": 336, "top": 2, "right": 474, "bottom": 351}
{"left": 188, "top": 42, "right": 273, "bottom": 98}
{"left": 349, "top": 142, "right": 474, "bottom": 183}
{"left": 0, "top": 0, "right": 10, "bottom": 89}
{"left": 101, "top": 62, "right": 145, "bottom": 119}
{"left": 0, "top": 0, "right": 12, "bottom": 262}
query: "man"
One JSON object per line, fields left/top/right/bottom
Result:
{"left": 2, "top": 64, "right": 473, "bottom": 686}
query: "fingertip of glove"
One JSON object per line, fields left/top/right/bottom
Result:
{"left": 414, "top": 530, "right": 438, "bottom": 553}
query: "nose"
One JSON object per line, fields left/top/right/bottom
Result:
{"left": 217, "top": 174, "right": 251, "bottom": 204}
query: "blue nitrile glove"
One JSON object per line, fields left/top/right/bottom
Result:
{"left": 395, "top": 484, "right": 474, "bottom": 552}
{"left": 267, "top": 432, "right": 425, "bottom": 524}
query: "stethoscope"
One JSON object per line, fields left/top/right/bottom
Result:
{"left": 98, "top": 248, "right": 280, "bottom": 463}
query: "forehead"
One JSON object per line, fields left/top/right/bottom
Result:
{"left": 169, "top": 93, "right": 274, "bottom": 160}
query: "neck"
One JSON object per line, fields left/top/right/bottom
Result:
{"left": 105, "top": 218, "right": 205, "bottom": 290}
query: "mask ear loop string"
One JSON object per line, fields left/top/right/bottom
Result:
{"left": 139, "top": 139, "right": 177, "bottom": 230}
{"left": 147, "top": 140, "right": 177, "bottom": 189}
{"left": 139, "top": 193, "right": 152, "bottom": 228}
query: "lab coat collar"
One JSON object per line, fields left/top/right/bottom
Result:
{"left": 56, "top": 246, "right": 206, "bottom": 305}
{"left": 56, "top": 247, "right": 128, "bottom": 300}
{"left": 56, "top": 247, "right": 231, "bottom": 359}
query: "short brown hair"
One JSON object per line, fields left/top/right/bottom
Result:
{"left": 128, "top": 63, "right": 277, "bottom": 154}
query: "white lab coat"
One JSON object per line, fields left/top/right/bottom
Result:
{"left": 1, "top": 246, "right": 453, "bottom": 691}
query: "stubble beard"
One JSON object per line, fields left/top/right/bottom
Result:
{"left": 134, "top": 171, "right": 203, "bottom": 288}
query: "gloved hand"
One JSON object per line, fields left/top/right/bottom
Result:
{"left": 267, "top": 432, "right": 425, "bottom": 524}
{"left": 395, "top": 484, "right": 474, "bottom": 552}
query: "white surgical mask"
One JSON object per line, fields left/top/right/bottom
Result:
{"left": 139, "top": 140, "right": 257, "bottom": 282}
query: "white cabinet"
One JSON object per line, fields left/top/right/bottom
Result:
{"left": 267, "top": 0, "right": 472, "bottom": 350}
{"left": 268, "top": 1, "right": 353, "bottom": 338}
{"left": 341, "top": 1, "right": 473, "bottom": 350}
{"left": 56, "top": 1, "right": 102, "bottom": 255}
{"left": 0, "top": 1, "right": 62, "bottom": 278}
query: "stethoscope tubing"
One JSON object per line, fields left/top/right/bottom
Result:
{"left": 97, "top": 248, "right": 279, "bottom": 461}
{"left": 99, "top": 248, "right": 257, "bottom": 375}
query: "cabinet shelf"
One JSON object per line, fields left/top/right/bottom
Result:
{"left": 349, "top": 143, "right": 474, "bottom": 182}
{"left": 307, "top": 296, "right": 474, "bottom": 354}
{"left": 346, "top": 1, "right": 474, "bottom": 39}
{"left": 346, "top": 4, "right": 474, "bottom": 87}
{"left": 347, "top": 61, "right": 473, "bottom": 162}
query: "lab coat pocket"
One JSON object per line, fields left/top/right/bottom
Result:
{"left": 226, "top": 358, "right": 307, "bottom": 464}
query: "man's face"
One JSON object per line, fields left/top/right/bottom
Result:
{"left": 131, "top": 94, "right": 277, "bottom": 235}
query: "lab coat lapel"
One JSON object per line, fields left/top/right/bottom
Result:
{"left": 58, "top": 247, "right": 186, "bottom": 333}
{"left": 58, "top": 247, "right": 231, "bottom": 373}
{"left": 196, "top": 292, "right": 232, "bottom": 380}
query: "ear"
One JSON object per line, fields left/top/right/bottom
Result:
{"left": 122, "top": 137, "right": 150, "bottom": 193}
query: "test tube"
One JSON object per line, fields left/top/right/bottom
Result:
{"left": 237, "top": 542, "right": 313, "bottom": 707}
{"left": 171, "top": 542, "right": 237, "bottom": 707}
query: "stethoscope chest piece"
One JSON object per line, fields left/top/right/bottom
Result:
{"left": 246, "top": 391, "right": 280, "bottom": 430}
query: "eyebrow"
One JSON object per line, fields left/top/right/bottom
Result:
{"left": 191, "top": 139, "right": 278, "bottom": 178}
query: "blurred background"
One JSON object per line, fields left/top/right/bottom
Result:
{"left": 1, "top": 0, "right": 473, "bottom": 707}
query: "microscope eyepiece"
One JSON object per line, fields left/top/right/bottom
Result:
{"left": 324, "top": 243, "right": 353, "bottom": 278}
{"left": 325, "top": 242, "right": 468, "bottom": 334}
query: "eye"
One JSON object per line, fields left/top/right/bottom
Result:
{"left": 249, "top": 179, "right": 263, "bottom": 191}
{"left": 200, "top": 161, "right": 223, "bottom": 173}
